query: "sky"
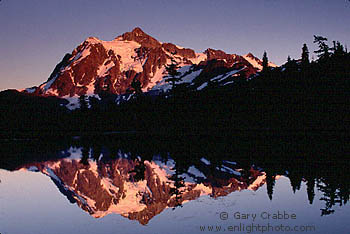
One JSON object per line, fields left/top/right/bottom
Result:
{"left": 1, "top": 0, "right": 350, "bottom": 90}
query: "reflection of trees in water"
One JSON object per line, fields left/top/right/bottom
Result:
{"left": 80, "top": 146, "right": 90, "bottom": 166}
{"left": 129, "top": 159, "right": 146, "bottom": 182}
{"left": 306, "top": 176, "right": 315, "bottom": 205}
{"left": 76, "top": 140, "right": 350, "bottom": 217}
{"left": 266, "top": 159, "right": 349, "bottom": 217}
{"left": 91, "top": 143, "right": 102, "bottom": 162}
{"left": 266, "top": 172, "right": 276, "bottom": 201}
{"left": 289, "top": 170, "right": 302, "bottom": 194}
{"left": 317, "top": 176, "right": 349, "bottom": 216}
{"left": 167, "top": 161, "right": 186, "bottom": 210}
{"left": 7, "top": 134, "right": 348, "bottom": 217}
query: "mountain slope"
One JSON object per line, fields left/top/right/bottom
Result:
{"left": 22, "top": 27, "right": 276, "bottom": 104}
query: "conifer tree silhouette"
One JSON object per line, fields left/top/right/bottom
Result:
{"left": 165, "top": 56, "right": 182, "bottom": 91}
{"left": 262, "top": 51, "right": 269, "bottom": 72}
{"left": 301, "top": 43, "right": 310, "bottom": 67}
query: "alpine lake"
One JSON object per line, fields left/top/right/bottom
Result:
{"left": 0, "top": 133, "right": 349, "bottom": 234}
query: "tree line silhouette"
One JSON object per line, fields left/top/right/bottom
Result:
{"left": 71, "top": 35, "right": 350, "bottom": 135}
{"left": 0, "top": 35, "right": 349, "bottom": 138}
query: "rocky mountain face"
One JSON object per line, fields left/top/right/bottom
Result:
{"left": 20, "top": 156, "right": 267, "bottom": 225}
{"left": 23, "top": 27, "right": 276, "bottom": 100}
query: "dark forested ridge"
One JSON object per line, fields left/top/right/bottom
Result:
{"left": 0, "top": 36, "right": 349, "bottom": 138}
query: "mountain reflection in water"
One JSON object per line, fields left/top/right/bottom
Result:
{"left": 19, "top": 156, "right": 269, "bottom": 224}
{"left": 1, "top": 134, "right": 349, "bottom": 227}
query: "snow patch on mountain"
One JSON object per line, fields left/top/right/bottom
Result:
{"left": 151, "top": 67, "right": 203, "bottom": 92}
{"left": 25, "top": 87, "right": 36, "bottom": 93}
{"left": 72, "top": 47, "right": 92, "bottom": 65}
{"left": 200, "top": 158, "right": 211, "bottom": 165}
{"left": 244, "top": 54, "right": 263, "bottom": 70}
{"left": 102, "top": 38, "right": 143, "bottom": 73}
{"left": 243, "top": 54, "right": 277, "bottom": 71}
{"left": 187, "top": 166, "right": 207, "bottom": 179}
{"left": 143, "top": 67, "right": 166, "bottom": 91}
{"left": 197, "top": 82, "right": 208, "bottom": 90}
{"left": 146, "top": 160, "right": 172, "bottom": 183}
{"left": 217, "top": 165, "right": 241, "bottom": 176}
{"left": 97, "top": 59, "right": 115, "bottom": 77}
{"left": 41, "top": 75, "right": 59, "bottom": 92}
{"left": 66, "top": 147, "right": 83, "bottom": 160}
{"left": 212, "top": 69, "right": 243, "bottom": 82}
{"left": 153, "top": 158, "right": 176, "bottom": 176}
{"left": 64, "top": 95, "right": 81, "bottom": 110}
{"left": 248, "top": 173, "right": 266, "bottom": 191}
{"left": 63, "top": 93, "right": 101, "bottom": 110}
{"left": 94, "top": 180, "right": 148, "bottom": 218}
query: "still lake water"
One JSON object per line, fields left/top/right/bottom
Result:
{"left": 0, "top": 135, "right": 349, "bottom": 234}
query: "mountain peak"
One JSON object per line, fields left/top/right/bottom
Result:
{"left": 245, "top": 52, "right": 255, "bottom": 58}
{"left": 131, "top": 27, "right": 145, "bottom": 35}
{"left": 85, "top": 36, "right": 101, "bottom": 44}
{"left": 21, "top": 28, "right": 276, "bottom": 103}
{"left": 119, "top": 27, "right": 161, "bottom": 48}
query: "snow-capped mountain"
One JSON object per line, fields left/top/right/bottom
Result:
{"left": 21, "top": 27, "right": 276, "bottom": 108}
{"left": 20, "top": 156, "right": 268, "bottom": 225}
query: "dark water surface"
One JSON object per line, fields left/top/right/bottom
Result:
{"left": 0, "top": 134, "right": 349, "bottom": 234}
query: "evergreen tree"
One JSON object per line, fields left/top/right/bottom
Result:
{"left": 165, "top": 58, "right": 182, "bottom": 90}
{"left": 306, "top": 177, "right": 315, "bottom": 204}
{"left": 80, "top": 146, "right": 90, "bottom": 165}
{"left": 91, "top": 143, "right": 102, "bottom": 162}
{"left": 131, "top": 77, "right": 143, "bottom": 96}
{"left": 89, "top": 96, "right": 100, "bottom": 110}
{"left": 79, "top": 94, "right": 89, "bottom": 110}
{"left": 168, "top": 162, "right": 185, "bottom": 209}
{"left": 287, "top": 55, "right": 291, "bottom": 63}
{"left": 262, "top": 51, "right": 269, "bottom": 72}
{"left": 289, "top": 172, "right": 302, "bottom": 193}
{"left": 234, "top": 71, "right": 248, "bottom": 88}
{"left": 332, "top": 41, "right": 345, "bottom": 57}
{"left": 313, "top": 35, "right": 330, "bottom": 60}
{"left": 301, "top": 43, "right": 310, "bottom": 67}
{"left": 266, "top": 172, "right": 276, "bottom": 200}
{"left": 130, "top": 160, "right": 146, "bottom": 182}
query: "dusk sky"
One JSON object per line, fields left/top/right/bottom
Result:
{"left": 1, "top": 0, "right": 350, "bottom": 90}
